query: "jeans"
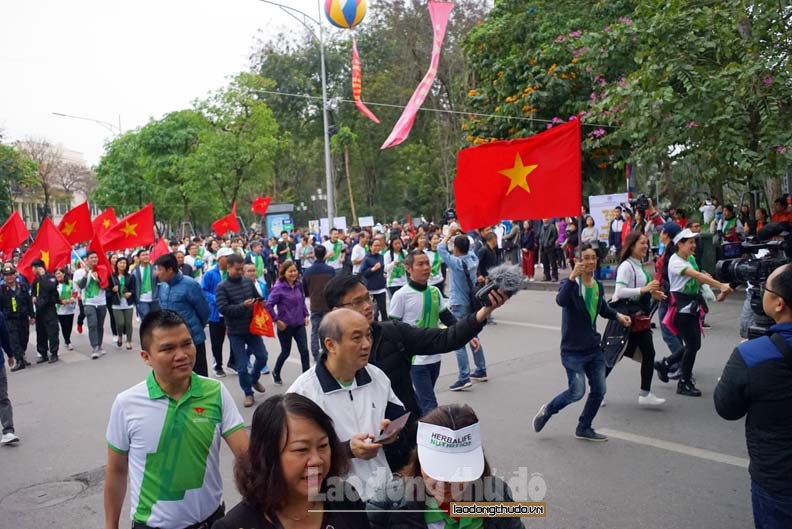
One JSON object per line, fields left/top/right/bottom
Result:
{"left": 411, "top": 362, "right": 441, "bottom": 416}
{"left": 85, "top": 304, "right": 107, "bottom": 350}
{"left": 274, "top": 325, "right": 310, "bottom": 378}
{"left": 0, "top": 362, "right": 14, "bottom": 435}
{"left": 228, "top": 334, "right": 268, "bottom": 396}
{"left": 658, "top": 301, "right": 684, "bottom": 359}
{"left": 752, "top": 480, "right": 792, "bottom": 529}
{"left": 740, "top": 289, "right": 756, "bottom": 339}
{"left": 450, "top": 304, "right": 486, "bottom": 381}
{"left": 135, "top": 300, "right": 160, "bottom": 321}
{"left": 546, "top": 349, "right": 607, "bottom": 430}
{"left": 309, "top": 311, "right": 327, "bottom": 361}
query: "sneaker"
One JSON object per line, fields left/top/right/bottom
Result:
{"left": 243, "top": 395, "right": 255, "bottom": 408}
{"left": 214, "top": 368, "right": 227, "bottom": 378}
{"left": 36, "top": 357, "right": 48, "bottom": 364}
{"left": 48, "top": 356, "right": 59, "bottom": 364}
{"left": 252, "top": 381, "right": 266, "bottom": 393}
{"left": 575, "top": 427, "right": 608, "bottom": 442}
{"left": 532, "top": 404, "right": 550, "bottom": 433}
{"left": 272, "top": 374, "right": 283, "bottom": 386}
{"left": 449, "top": 379, "right": 473, "bottom": 391}
{"left": 66, "top": 343, "right": 74, "bottom": 351}
{"left": 668, "top": 368, "right": 682, "bottom": 380}
{"left": 0, "top": 432, "right": 20, "bottom": 446}
{"left": 77, "top": 324, "right": 83, "bottom": 334}
{"left": 600, "top": 398, "right": 606, "bottom": 407}
{"left": 9, "top": 362, "right": 25, "bottom": 372}
{"left": 113, "top": 335, "right": 118, "bottom": 342}
{"left": 260, "top": 365, "right": 270, "bottom": 375}
{"left": 470, "top": 371, "right": 488, "bottom": 382}
{"left": 702, "top": 322, "right": 712, "bottom": 329}
{"left": 226, "top": 365, "right": 237, "bottom": 375}
{"left": 638, "top": 393, "right": 666, "bottom": 406}
{"left": 654, "top": 360, "right": 670, "bottom": 383}
{"left": 91, "top": 351, "right": 99, "bottom": 360}
{"left": 677, "top": 380, "right": 702, "bottom": 397}
{"left": 99, "top": 349, "right": 107, "bottom": 357}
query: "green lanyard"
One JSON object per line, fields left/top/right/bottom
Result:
{"left": 59, "top": 282, "right": 72, "bottom": 301}
{"left": 140, "top": 265, "right": 151, "bottom": 294}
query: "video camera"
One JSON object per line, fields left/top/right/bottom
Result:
{"left": 628, "top": 194, "right": 651, "bottom": 214}
{"left": 715, "top": 222, "right": 791, "bottom": 337}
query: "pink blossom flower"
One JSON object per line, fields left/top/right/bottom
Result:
{"left": 687, "top": 121, "right": 698, "bottom": 128}
{"left": 762, "top": 76, "right": 774, "bottom": 85}
{"left": 555, "top": 35, "right": 566, "bottom": 43}
{"left": 551, "top": 117, "right": 563, "bottom": 124}
{"left": 589, "top": 128, "right": 606, "bottom": 138}
{"left": 776, "top": 146, "right": 788, "bottom": 154}
{"left": 618, "top": 17, "right": 633, "bottom": 25}
{"left": 604, "top": 26, "right": 612, "bottom": 32}
{"left": 569, "top": 31, "right": 582, "bottom": 38}
{"left": 585, "top": 66, "right": 592, "bottom": 73}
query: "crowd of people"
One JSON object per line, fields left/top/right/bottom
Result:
{"left": 0, "top": 192, "right": 790, "bottom": 529}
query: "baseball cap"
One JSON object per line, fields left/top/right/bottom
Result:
{"left": 417, "top": 421, "right": 484, "bottom": 483}
{"left": 2, "top": 263, "right": 16, "bottom": 275}
{"left": 31, "top": 259, "right": 46, "bottom": 268}
{"left": 217, "top": 247, "right": 234, "bottom": 258}
{"left": 673, "top": 228, "right": 700, "bottom": 245}
{"left": 661, "top": 221, "right": 682, "bottom": 241}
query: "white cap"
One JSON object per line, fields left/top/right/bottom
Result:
{"left": 217, "top": 247, "right": 234, "bottom": 258}
{"left": 417, "top": 421, "right": 484, "bottom": 482}
{"left": 673, "top": 228, "right": 700, "bottom": 245}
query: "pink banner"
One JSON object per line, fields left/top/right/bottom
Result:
{"left": 352, "top": 37, "right": 380, "bottom": 123}
{"left": 381, "top": 1, "right": 453, "bottom": 150}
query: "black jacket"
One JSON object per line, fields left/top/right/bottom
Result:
{"left": 211, "top": 482, "right": 370, "bottom": 529}
{"left": 302, "top": 261, "right": 335, "bottom": 313}
{"left": 108, "top": 273, "right": 136, "bottom": 307}
{"left": 32, "top": 273, "right": 59, "bottom": 313}
{"left": 556, "top": 277, "right": 619, "bottom": 353}
{"left": 215, "top": 276, "right": 259, "bottom": 335}
{"left": 477, "top": 245, "right": 499, "bottom": 278}
{"left": 714, "top": 323, "right": 792, "bottom": 495}
{"left": 539, "top": 223, "right": 558, "bottom": 249}
{"left": 0, "top": 280, "right": 34, "bottom": 320}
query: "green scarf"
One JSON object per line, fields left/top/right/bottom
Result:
{"left": 327, "top": 240, "right": 343, "bottom": 262}
{"left": 418, "top": 287, "right": 442, "bottom": 328}
{"left": 254, "top": 254, "right": 264, "bottom": 278}
{"left": 682, "top": 255, "right": 700, "bottom": 295}
{"left": 390, "top": 250, "right": 407, "bottom": 279}
{"left": 118, "top": 275, "right": 126, "bottom": 294}
{"left": 430, "top": 250, "right": 442, "bottom": 276}
{"left": 221, "top": 269, "right": 228, "bottom": 281}
{"left": 140, "top": 265, "right": 151, "bottom": 294}
{"left": 59, "top": 282, "right": 72, "bottom": 301}
{"left": 85, "top": 273, "right": 100, "bottom": 299}
{"left": 424, "top": 497, "right": 484, "bottom": 529}
{"left": 583, "top": 280, "right": 600, "bottom": 325}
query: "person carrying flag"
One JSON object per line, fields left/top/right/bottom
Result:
{"left": 74, "top": 251, "right": 108, "bottom": 359}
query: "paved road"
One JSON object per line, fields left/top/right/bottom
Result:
{"left": 0, "top": 288, "right": 753, "bottom": 528}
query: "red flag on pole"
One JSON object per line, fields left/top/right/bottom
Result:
{"left": 212, "top": 201, "right": 240, "bottom": 237}
{"left": 454, "top": 119, "right": 582, "bottom": 230}
{"left": 87, "top": 237, "right": 112, "bottom": 289}
{"left": 0, "top": 211, "right": 31, "bottom": 256}
{"left": 17, "top": 217, "right": 72, "bottom": 283}
{"left": 92, "top": 207, "right": 118, "bottom": 239}
{"left": 57, "top": 202, "right": 94, "bottom": 244}
{"left": 101, "top": 203, "right": 156, "bottom": 252}
{"left": 251, "top": 197, "right": 272, "bottom": 216}
{"left": 149, "top": 237, "right": 170, "bottom": 262}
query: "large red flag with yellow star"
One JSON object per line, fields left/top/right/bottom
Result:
{"left": 0, "top": 211, "right": 31, "bottom": 256}
{"left": 454, "top": 119, "right": 581, "bottom": 230}
{"left": 211, "top": 201, "right": 240, "bottom": 237}
{"left": 17, "top": 217, "right": 73, "bottom": 282}
{"left": 101, "top": 203, "right": 155, "bottom": 252}
{"left": 57, "top": 201, "right": 94, "bottom": 244}
{"left": 92, "top": 207, "right": 118, "bottom": 240}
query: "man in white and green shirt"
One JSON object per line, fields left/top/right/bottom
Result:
{"left": 73, "top": 251, "right": 108, "bottom": 359}
{"left": 323, "top": 228, "right": 345, "bottom": 273}
{"left": 132, "top": 249, "right": 160, "bottom": 320}
{"left": 389, "top": 251, "right": 458, "bottom": 415}
{"left": 104, "top": 310, "right": 248, "bottom": 529}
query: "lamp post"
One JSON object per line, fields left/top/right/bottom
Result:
{"left": 310, "top": 187, "right": 327, "bottom": 221}
{"left": 257, "top": 0, "right": 335, "bottom": 223}
{"left": 52, "top": 112, "right": 122, "bottom": 136}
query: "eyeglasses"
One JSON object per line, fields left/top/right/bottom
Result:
{"left": 760, "top": 282, "right": 791, "bottom": 306}
{"left": 341, "top": 295, "right": 374, "bottom": 309}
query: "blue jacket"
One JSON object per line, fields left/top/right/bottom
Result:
{"left": 158, "top": 273, "right": 210, "bottom": 345}
{"left": 131, "top": 264, "right": 159, "bottom": 302}
{"left": 201, "top": 265, "right": 225, "bottom": 323}
{"left": 359, "top": 253, "right": 386, "bottom": 292}
{"left": 556, "top": 277, "right": 618, "bottom": 353}
{"left": 438, "top": 243, "right": 478, "bottom": 308}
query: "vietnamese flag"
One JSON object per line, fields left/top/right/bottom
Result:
{"left": 454, "top": 119, "right": 582, "bottom": 230}
{"left": 212, "top": 201, "right": 240, "bottom": 237}
{"left": 92, "top": 207, "right": 118, "bottom": 239}
{"left": 102, "top": 203, "right": 155, "bottom": 252}
{"left": 0, "top": 211, "right": 31, "bottom": 256}
{"left": 57, "top": 202, "right": 94, "bottom": 244}
{"left": 251, "top": 196, "right": 271, "bottom": 216}
{"left": 87, "top": 237, "right": 112, "bottom": 289}
{"left": 17, "top": 217, "right": 73, "bottom": 283}
{"left": 149, "top": 237, "right": 170, "bottom": 262}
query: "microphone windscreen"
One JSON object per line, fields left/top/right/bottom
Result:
{"left": 486, "top": 264, "right": 524, "bottom": 296}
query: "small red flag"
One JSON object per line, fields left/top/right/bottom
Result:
{"left": 17, "top": 217, "right": 73, "bottom": 283}
{"left": 212, "top": 201, "right": 240, "bottom": 237}
{"left": 87, "top": 238, "right": 112, "bottom": 289}
{"left": 251, "top": 196, "right": 272, "bottom": 216}
{"left": 149, "top": 238, "right": 170, "bottom": 263}
{"left": 0, "top": 211, "right": 31, "bottom": 256}
{"left": 454, "top": 119, "right": 582, "bottom": 230}
{"left": 92, "top": 207, "right": 118, "bottom": 239}
{"left": 57, "top": 202, "right": 94, "bottom": 244}
{"left": 102, "top": 203, "right": 156, "bottom": 252}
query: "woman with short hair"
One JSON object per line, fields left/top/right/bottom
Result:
{"left": 266, "top": 261, "right": 310, "bottom": 386}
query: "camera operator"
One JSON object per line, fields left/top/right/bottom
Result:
{"left": 715, "top": 263, "right": 792, "bottom": 529}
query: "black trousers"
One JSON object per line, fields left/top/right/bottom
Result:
{"left": 605, "top": 329, "right": 657, "bottom": 391}
{"left": 6, "top": 318, "right": 29, "bottom": 362}
{"left": 273, "top": 325, "right": 310, "bottom": 377}
{"left": 673, "top": 312, "right": 701, "bottom": 381}
{"left": 36, "top": 308, "right": 60, "bottom": 358}
{"left": 541, "top": 247, "right": 558, "bottom": 280}
{"left": 58, "top": 314, "right": 74, "bottom": 345}
{"left": 208, "top": 320, "right": 227, "bottom": 369}
{"left": 77, "top": 299, "right": 85, "bottom": 326}
{"left": 107, "top": 303, "right": 117, "bottom": 337}
{"left": 372, "top": 292, "right": 388, "bottom": 321}
{"left": 193, "top": 342, "right": 208, "bottom": 377}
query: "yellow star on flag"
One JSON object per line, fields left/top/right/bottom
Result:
{"left": 61, "top": 221, "right": 77, "bottom": 237}
{"left": 499, "top": 154, "right": 539, "bottom": 195}
{"left": 102, "top": 219, "right": 111, "bottom": 229}
{"left": 40, "top": 250, "right": 50, "bottom": 269}
{"left": 121, "top": 221, "right": 138, "bottom": 237}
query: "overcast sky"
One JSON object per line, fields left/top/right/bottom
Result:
{"left": 0, "top": 0, "right": 329, "bottom": 165}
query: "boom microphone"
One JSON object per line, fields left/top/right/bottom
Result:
{"left": 474, "top": 264, "right": 524, "bottom": 306}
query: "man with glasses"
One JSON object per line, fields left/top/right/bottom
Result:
{"left": 716, "top": 263, "right": 792, "bottom": 529}
{"left": 322, "top": 273, "right": 508, "bottom": 469}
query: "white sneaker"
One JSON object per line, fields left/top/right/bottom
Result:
{"left": 600, "top": 398, "right": 606, "bottom": 407}
{"left": 639, "top": 393, "right": 666, "bottom": 406}
{"left": 99, "top": 349, "right": 108, "bottom": 357}
{"left": 112, "top": 335, "right": 118, "bottom": 342}
{"left": 66, "top": 343, "right": 74, "bottom": 351}
{"left": 1, "top": 432, "right": 19, "bottom": 445}
{"left": 91, "top": 351, "right": 99, "bottom": 359}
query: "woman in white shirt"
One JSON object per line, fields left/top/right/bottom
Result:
{"left": 55, "top": 268, "right": 77, "bottom": 351}
{"left": 384, "top": 237, "right": 408, "bottom": 297}
{"left": 609, "top": 232, "right": 667, "bottom": 406}
{"left": 657, "top": 229, "right": 733, "bottom": 396}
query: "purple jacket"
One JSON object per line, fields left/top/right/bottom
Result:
{"left": 265, "top": 279, "right": 309, "bottom": 327}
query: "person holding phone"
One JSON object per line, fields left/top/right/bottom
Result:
{"left": 266, "top": 260, "right": 311, "bottom": 386}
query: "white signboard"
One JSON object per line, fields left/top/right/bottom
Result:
{"left": 358, "top": 216, "right": 375, "bottom": 227}
{"left": 319, "top": 217, "right": 349, "bottom": 237}
{"left": 588, "top": 193, "right": 628, "bottom": 242}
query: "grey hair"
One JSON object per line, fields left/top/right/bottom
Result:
{"left": 318, "top": 308, "right": 357, "bottom": 353}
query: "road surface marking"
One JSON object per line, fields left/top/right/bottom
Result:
{"left": 599, "top": 428, "right": 749, "bottom": 468}
{"left": 495, "top": 320, "right": 561, "bottom": 331}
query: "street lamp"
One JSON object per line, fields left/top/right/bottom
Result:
{"left": 257, "top": 0, "right": 335, "bottom": 223}
{"left": 52, "top": 112, "right": 122, "bottom": 136}
{"left": 310, "top": 188, "right": 326, "bottom": 220}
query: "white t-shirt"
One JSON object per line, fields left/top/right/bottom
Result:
{"left": 56, "top": 282, "right": 77, "bottom": 316}
{"left": 106, "top": 373, "right": 244, "bottom": 529}
{"left": 323, "top": 239, "right": 345, "bottom": 270}
{"left": 668, "top": 253, "right": 701, "bottom": 301}
{"left": 388, "top": 283, "right": 448, "bottom": 365}
{"left": 351, "top": 244, "right": 367, "bottom": 274}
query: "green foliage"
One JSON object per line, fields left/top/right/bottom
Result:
{"left": 0, "top": 143, "right": 37, "bottom": 218}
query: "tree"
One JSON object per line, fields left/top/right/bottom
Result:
{"left": 0, "top": 143, "right": 37, "bottom": 218}
{"left": 17, "top": 138, "right": 64, "bottom": 216}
